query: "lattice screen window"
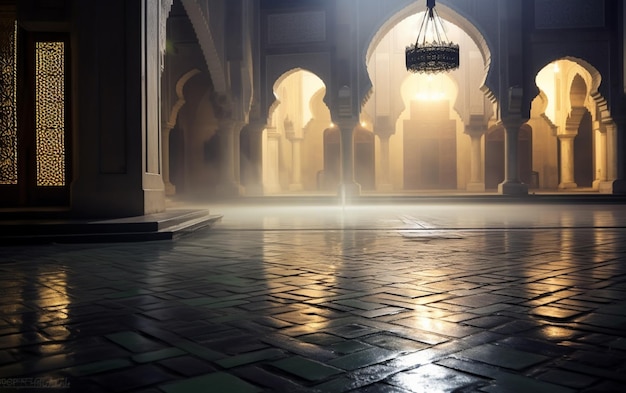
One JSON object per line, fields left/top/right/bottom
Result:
{"left": 35, "top": 41, "right": 65, "bottom": 187}
{"left": 0, "top": 17, "right": 17, "bottom": 185}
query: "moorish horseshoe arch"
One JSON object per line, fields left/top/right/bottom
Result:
{"left": 363, "top": 1, "right": 495, "bottom": 114}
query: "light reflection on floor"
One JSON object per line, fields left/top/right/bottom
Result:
{"left": 205, "top": 202, "right": 626, "bottom": 231}
{"left": 1, "top": 201, "right": 626, "bottom": 391}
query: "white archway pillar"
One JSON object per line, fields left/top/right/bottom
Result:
{"left": 287, "top": 136, "right": 304, "bottom": 191}
{"left": 558, "top": 134, "right": 578, "bottom": 189}
{"left": 376, "top": 132, "right": 393, "bottom": 192}
{"left": 593, "top": 121, "right": 607, "bottom": 191}
{"left": 264, "top": 126, "right": 282, "bottom": 194}
{"left": 605, "top": 122, "right": 618, "bottom": 182}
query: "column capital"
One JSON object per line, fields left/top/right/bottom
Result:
{"left": 285, "top": 134, "right": 304, "bottom": 142}
{"left": 374, "top": 127, "right": 394, "bottom": 139}
{"left": 334, "top": 118, "right": 359, "bottom": 132}
{"left": 500, "top": 116, "right": 527, "bottom": 130}
{"left": 245, "top": 120, "right": 267, "bottom": 134}
{"left": 465, "top": 124, "right": 487, "bottom": 136}
{"left": 557, "top": 133, "right": 576, "bottom": 140}
{"left": 266, "top": 126, "right": 281, "bottom": 139}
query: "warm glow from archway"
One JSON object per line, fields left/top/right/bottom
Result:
{"left": 404, "top": 72, "right": 457, "bottom": 104}
{"left": 536, "top": 59, "right": 593, "bottom": 125}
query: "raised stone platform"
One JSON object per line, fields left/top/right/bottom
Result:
{"left": 0, "top": 209, "right": 222, "bottom": 245}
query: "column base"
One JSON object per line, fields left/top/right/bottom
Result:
{"left": 592, "top": 179, "right": 601, "bottom": 191}
{"left": 466, "top": 182, "right": 486, "bottom": 192}
{"left": 598, "top": 180, "right": 626, "bottom": 194}
{"left": 558, "top": 182, "right": 578, "bottom": 189}
{"left": 289, "top": 183, "right": 304, "bottom": 191}
{"left": 144, "top": 188, "right": 167, "bottom": 215}
{"left": 338, "top": 182, "right": 361, "bottom": 204}
{"left": 498, "top": 181, "right": 528, "bottom": 196}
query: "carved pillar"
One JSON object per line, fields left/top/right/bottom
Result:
{"left": 558, "top": 134, "right": 577, "bottom": 189}
{"left": 288, "top": 137, "right": 304, "bottom": 191}
{"left": 337, "top": 119, "right": 361, "bottom": 199}
{"left": 559, "top": 107, "right": 585, "bottom": 189}
{"left": 265, "top": 126, "right": 282, "bottom": 194}
{"left": 597, "top": 121, "right": 626, "bottom": 193}
{"left": 465, "top": 118, "right": 486, "bottom": 192}
{"left": 593, "top": 121, "right": 607, "bottom": 191}
{"left": 162, "top": 124, "right": 176, "bottom": 195}
{"left": 244, "top": 122, "right": 266, "bottom": 196}
{"left": 285, "top": 119, "right": 303, "bottom": 191}
{"left": 498, "top": 117, "right": 528, "bottom": 195}
{"left": 216, "top": 119, "right": 244, "bottom": 196}
{"left": 606, "top": 122, "right": 618, "bottom": 182}
{"left": 376, "top": 131, "right": 393, "bottom": 192}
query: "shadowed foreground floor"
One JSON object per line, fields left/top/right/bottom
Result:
{"left": 1, "top": 202, "right": 625, "bottom": 392}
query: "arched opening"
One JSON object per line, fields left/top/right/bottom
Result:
{"left": 265, "top": 69, "right": 331, "bottom": 194}
{"left": 363, "top": 6, "right": 492, "bottom": 193}
{"left": 534, "top": 59, "right": 602, "bottom": 191}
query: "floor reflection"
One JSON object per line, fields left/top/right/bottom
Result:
{"left": 1, "top": 203, "right": 626, "bottom": 392}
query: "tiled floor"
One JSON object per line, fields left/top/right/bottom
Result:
{"left": 1, "top": 202, "right": 626, "bottom": 392}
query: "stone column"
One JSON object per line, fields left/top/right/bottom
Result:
{"left": 606, "top": 122, "right": 618, "bottom": 182}
{"left": 598, "top": 121, "right": 626, "bottom": 193}
{"left": 337, "top": 119, "right": 361, "bottom": 199}
{"left": 593, "top": 121, "right": 607, "bottom": 191}
{"left": 465, "top": 119, "right": 486, "bottom": 192}
{"left": 265, "top": 127, "right": 282, "bottom": 194}
{"left": 498, "top": 117, "right": 528, "bottom": 195}
{"left": 288, "top": 137, "right": 304, "bottom": 191}
{"left": 161, "top": 124, "right": 176, "bottom": 195}
{"left": 216, "top": 119, "right": 244, "bottom": 196}
{"left": 376, "top": 132, "right": 393, "bottom": 192}
{"left": 285, "top": 119, "right": 303, "bottom": 191}
{"left": 244, "top": 122, "right": 266, "bottom": 196}
{"left": 558, "top": 134, "right": 577, "bottom": 189}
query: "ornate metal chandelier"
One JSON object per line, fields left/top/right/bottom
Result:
{"left": 406, "top": 0, "right": 459, "bottom": 73}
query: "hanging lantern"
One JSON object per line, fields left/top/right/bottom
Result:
{"left": 406, "top": 0, "right": 459, "bottom": 73}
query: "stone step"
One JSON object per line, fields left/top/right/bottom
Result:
{"left": 0, "top": 209, "right": 222, "bottom": 245}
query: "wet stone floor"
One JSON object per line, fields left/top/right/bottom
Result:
{"left": 1, "top": 203, "right": 626, "bottom": 392}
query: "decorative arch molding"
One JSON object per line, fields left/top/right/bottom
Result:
{"left": 364, "top": 1, "right": 495, "bottom": 107}
{"left": 532, "top": 90, "right": 558, "bottom": 134}
{"left": 267, "top": 68, "right": 328, "bottom": 126}
{"left": 180, "top": 0, "right": 227, "bottom": 94}
{"left": 537, "top": 56, "right": 609, "bottom": 123}
{"left": 165, "top": 68, "right": 201, "bottom": 129}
